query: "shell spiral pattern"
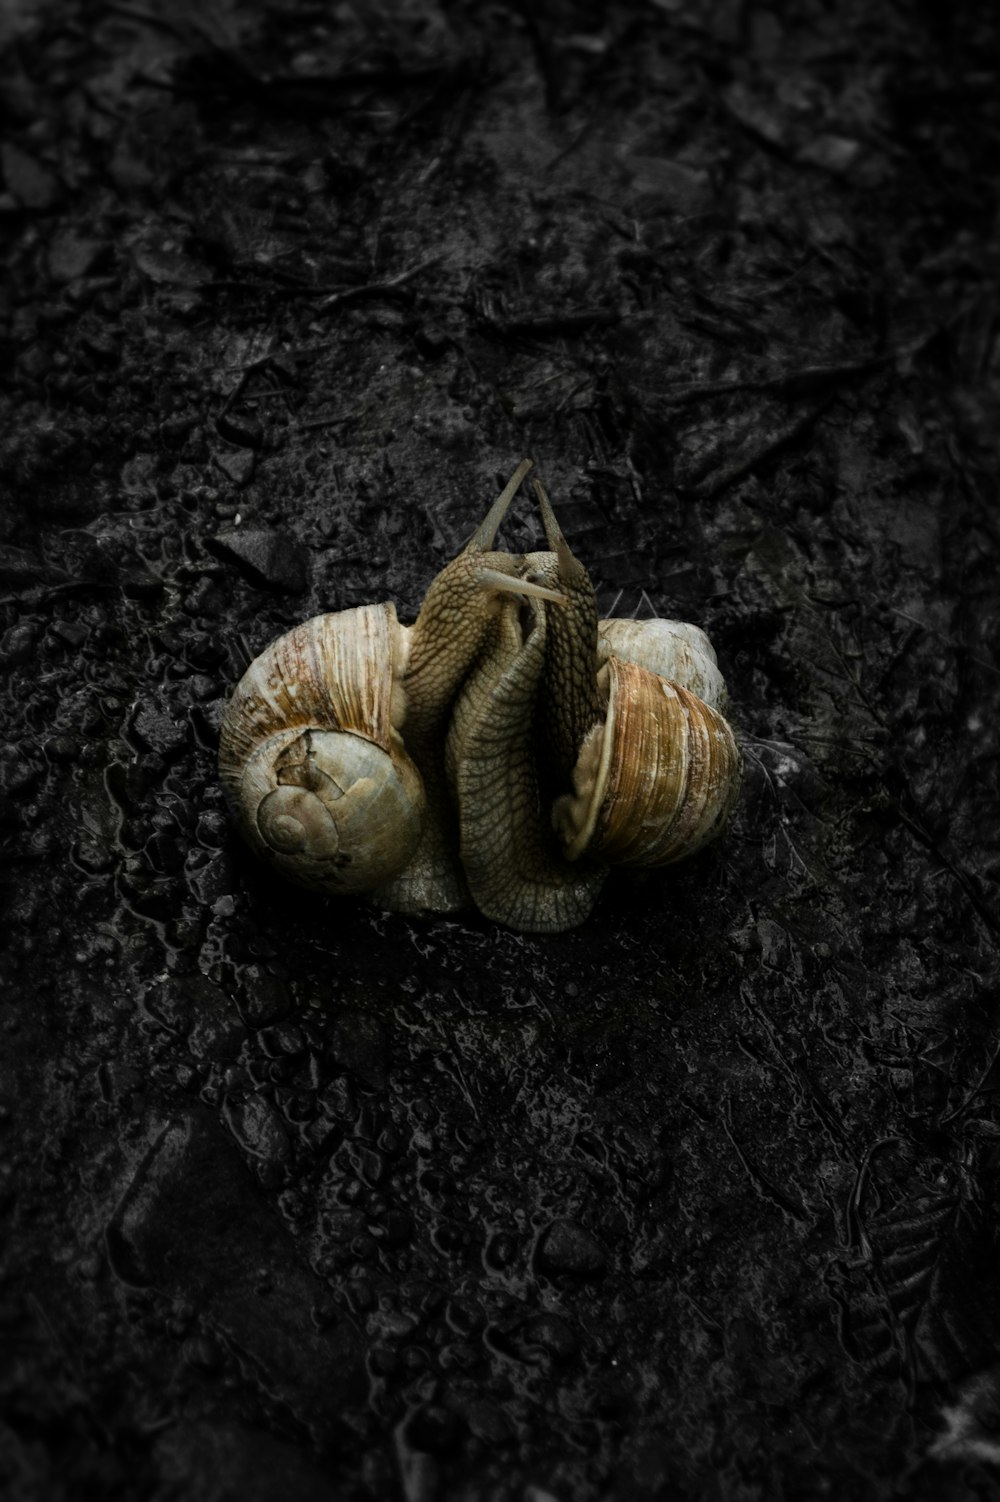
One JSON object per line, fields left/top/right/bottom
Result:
{"left": 218, "top": 464, "right": 742, "bottom": 931}
{"left": 218, "top": 605, "right": 426, "bottom": 895}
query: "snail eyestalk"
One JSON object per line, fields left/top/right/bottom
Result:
{"left": 465, "top": 458, "right": 534, "bottom": 553}
{"left": 476, "top": 567, "right": 568, "bottom": 607}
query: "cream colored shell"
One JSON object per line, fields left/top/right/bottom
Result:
{"left": 218, "top": 605, "right": 426, "bottom": 894}
{"left": 598, "top": 618, "right": 727, "bottom": 711}
{"left": 554, "top": 656, "right": 742, "bottom": 867}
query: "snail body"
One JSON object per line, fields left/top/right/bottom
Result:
{"left": 447, "top": 588, "right": 607, "bottom": 933}
{"left": 218, "top": 462, "right": 742, "bottom": 931}
{"left": 374, "top": 459, "right": 567, "bottom": 916}
{"left": 218, "top": 462, "right": 564, "bottom": 914}
{"left": 519, "top": 482, "right": 605, "bottom": 801}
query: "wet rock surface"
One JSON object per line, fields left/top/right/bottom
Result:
{"left": 1, "top": 3, "right": 999, "bottom": 1500}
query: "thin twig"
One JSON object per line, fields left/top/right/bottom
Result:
{"left": 316, "top": 256, "right": 443, "bottom": 310}
{"left": 688, "top": 393, "right": 838, "bottom": 498}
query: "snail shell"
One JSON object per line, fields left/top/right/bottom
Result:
{"left": 597, "top": 617, "right": 727, "bottom": 711}
{"left": 218, "top": 604, "right": 427, "bottom": 894}
{"left": 554, "top": 655, "right": 742, "bottom": 867}
{"left": 518, "top": 478, "right": 741, "bottom": 882}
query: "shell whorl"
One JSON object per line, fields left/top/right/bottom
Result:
{"left": 597, "top": 618, "right": 728, "bottom": 712}
{"left": 218, "top": 605, "right": 426, "bottom": 894}
{"left": 218, "top": 603, "right": 406, "bottom": 781}
{"left": 555, "top": 656, "right": 742, "bottom": 868}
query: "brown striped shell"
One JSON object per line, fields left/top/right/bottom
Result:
{"left": 553, "top": 655, "right": 742, "bottom": 868}
{"left": 217, "top": 604, "right": 426, "bottom": 894}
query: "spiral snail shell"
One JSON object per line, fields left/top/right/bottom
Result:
{"left": 597, "top": 617, "right": 728, "bottom": 712}
{"left": 553, "top": 655, "right": 742, "bottom": 866}
{"left": 217, "top": 604, "right": 426, "bottom": 893}
{"left": 217, "top": 461, "right": 742, "bottom": 931}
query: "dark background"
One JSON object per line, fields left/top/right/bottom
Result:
{"left": 2, "top": 2, "right": 1000, "bottom": 1499}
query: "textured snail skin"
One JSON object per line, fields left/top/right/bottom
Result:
{"left": 217, "top": 461, "right": 742, "bottom": 931}
{"left": 448, "top": 592, "right": 607, "bottom": 933}
{"left": 377, "top": 550, "right": 534, "bottom": 914}
{"left": 520, "top": 480, "right": 604, "bottom": 803}
{"left": 373, "top": 460, "right": 567, "bottom": 917}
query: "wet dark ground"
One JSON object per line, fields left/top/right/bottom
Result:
{"left": 2, "top": 2, "right": 1000, "bottom": 1499}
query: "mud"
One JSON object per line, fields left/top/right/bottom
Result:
{"left": 2, "top": 3, "right": 999, "bottom": 1499}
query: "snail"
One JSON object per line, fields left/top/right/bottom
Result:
{"left": 370, "top": 458, "right": 567, "bottom": 915}
{"left": 217, "top": 461, "right": 742, "bottom": 931}
{"left": 446, "top": 570, "right": 608, "bottom": 933}
{"left": 444, "top": 478, "right": 740, "bottom": 927}
{"left": 217, "top": 461, "right": 564, "bottom": 907}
